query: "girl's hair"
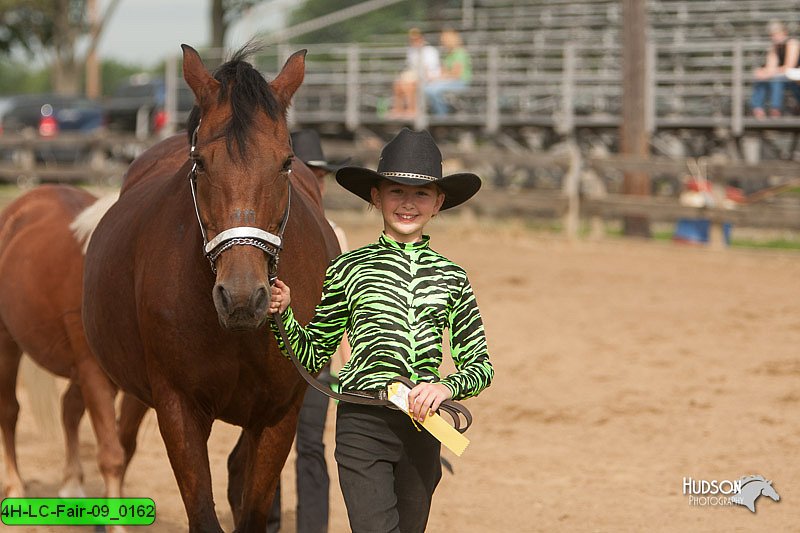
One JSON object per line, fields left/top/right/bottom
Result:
{"left": 440, "top": 28, "right": 462, "bottom": 48}
{"left": 768, "top": 20, "right": 786, "bottom": 35}
{"left": 368, "top": 179, "right": 445, "bottom": 210}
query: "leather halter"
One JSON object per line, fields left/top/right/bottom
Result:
{"left": 188, "top": 122, "right": 291, "bottom": 279}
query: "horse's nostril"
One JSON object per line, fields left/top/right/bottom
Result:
{"left": 250, "top": 286, "right": 269, "bottom": 315}
{"left": 214, "top": 284, "right": 233, "bottom": 314}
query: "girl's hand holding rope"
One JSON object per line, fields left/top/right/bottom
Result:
{"left": 407, "top": 382, "right": 453, "bottom": 423}
{"left": 269, "top": 279, "right": 291, "bottom": 314}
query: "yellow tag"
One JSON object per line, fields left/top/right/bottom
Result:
{"left": 387, "top": 382, "right": 470, "bottom": 457}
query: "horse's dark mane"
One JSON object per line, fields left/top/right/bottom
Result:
{"left": 186, "top": 42, "right": 283, "bottom": 159}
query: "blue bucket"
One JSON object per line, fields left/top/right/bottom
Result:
{"left": 673, "top": 219, "right": 732, "bottom": 245}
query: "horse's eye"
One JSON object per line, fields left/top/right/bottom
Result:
{"left": 282, "top": 157, "right": 293, "bottom": 174}
{"left": 192, "top": 156, "right": 205, "bottom": 173}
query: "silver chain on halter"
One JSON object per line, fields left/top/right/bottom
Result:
{"left": 188, "top": 121, "right": 291, "bottom": 282}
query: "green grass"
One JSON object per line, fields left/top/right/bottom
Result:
{"left": 730, "top": 237, "right": 800, "bottom": 250}
{"left": 591, "top": 222, "right": 800, "bottom": 251}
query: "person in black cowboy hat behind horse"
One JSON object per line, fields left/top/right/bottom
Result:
{"left": 267, "top": 129, "right": 352, "bottom": 533}
{"left": 290, "top": 129, "right": 351, "bottom": 255}
{"left": 268, "top": 128, "right": 494, "bottom": 533}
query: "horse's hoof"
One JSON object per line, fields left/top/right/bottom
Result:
{"left": 4, "top": 483, "right": 24, "bottom": 498}
{"left": 58, "top": 480, "right": 87, "bottom": 498}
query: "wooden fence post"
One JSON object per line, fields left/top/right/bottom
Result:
{"left": 620, "top": 0, "right": 651, "bottom": 237}
{"left": 562, "top": 139, "right": 582, "bottom": 239}
{"left": 346, "top": 45, "right": 360, "bottom": 132}
{"left": 486, "top": 45, "right": 500, "bottom": 134}
{"left": 645, "top": 41, "right": 656, "bottom": 135}
{"left": 462, "top": 0, "right": 474, "bottom": 29}
{"left": 732, "top": 41, "right": 744, "bottom": 137}
{"left": 558, "top": 42, "right": 575, "bottom": 136}
{"left": 414, "top": 47, "right": 429, "bottom": 131}
{"left": 164, "top": 54, "right": 179, "bottom": 137}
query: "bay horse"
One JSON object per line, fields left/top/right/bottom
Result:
{"left": 0, "top": 185, "right": 128, "bottom": 504}
{"left": 82, "top": 44, "right": 338, "bottom": 531}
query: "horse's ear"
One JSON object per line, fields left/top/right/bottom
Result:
{"left": 270, "top": 49, "right": 306, "bottom": 107}
{"left": 181, "top": 44, "right": 220, "bottom": 109}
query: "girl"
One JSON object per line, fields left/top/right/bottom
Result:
{"left": 269, "top": 128, "right": 493, "bottom": 533}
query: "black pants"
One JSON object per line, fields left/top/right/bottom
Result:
{"left": 335, "top": 403, "right": 442, "bottom": 533}
{"left": 268, "top": 383, "right": 331, "bottom": 533}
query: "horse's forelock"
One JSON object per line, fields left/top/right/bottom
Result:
{"left": 186, "top": 43, "right": 285, "bottom": 160}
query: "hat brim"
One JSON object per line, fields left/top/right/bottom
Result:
{"left": 305, "top": 157, "right": 351, "bottom": 173}
{"left": 335, "top": 166, "right": 481, "bottom": 210}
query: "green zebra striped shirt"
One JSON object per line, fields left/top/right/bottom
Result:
{"left": 271, "top": 232, "right": 493, "bottom": 400}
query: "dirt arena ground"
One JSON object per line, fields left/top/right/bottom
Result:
{"left": 7, "top": 207, "right": 800, "bottom": 532}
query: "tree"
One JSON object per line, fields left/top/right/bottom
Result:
{"left": 209, "top": 0, "right": 267, "bottom": 50}
{"left": 50, "top": 0, "right": 86, "bottom": 95}
{"left": 0, "top": 1, "right": 58, "bottom": 55}
{"left": 0, "top": 58, "right": 50, "bottom": 94}
{"left": 0, "top": 0, "right": 119, "bottom": 95}
{"left": 0, "top": 0, "right": 87, "bottom": 93}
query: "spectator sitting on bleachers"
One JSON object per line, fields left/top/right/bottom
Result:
{"left": 391, "top": 28, "right": 441, "bottom": 118}
{"left": 425, "top": 28, "right": 472, "bottom": 116}
{"left": 750, "top": 20, "right": 800, "bottom": 118}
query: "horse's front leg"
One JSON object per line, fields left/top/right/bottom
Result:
{"left": 236, "top": 405, "right": 302, "bottom": 533}
{"left": 152, "top": 381, "right": 221, "bottom": 533}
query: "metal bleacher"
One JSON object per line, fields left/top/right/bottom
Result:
{"left": 260, "top": 0, "right": 800, "bottom": 143}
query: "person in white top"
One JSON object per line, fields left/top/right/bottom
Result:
{"left": 391, "top": 28, "right": 441, "bottom": 118}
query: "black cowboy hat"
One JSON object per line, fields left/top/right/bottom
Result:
{"left": 290, "top": 129, "right": 350, "bottom": 173}
{"left": 335, "top": 128, "right": 481, "bottom": 210}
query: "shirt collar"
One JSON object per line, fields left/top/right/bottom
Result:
{"left": 378, "top": 232, "right": 431, "bottom": 251}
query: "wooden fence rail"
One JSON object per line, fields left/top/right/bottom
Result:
{"left": 0, "top": 132, "right": 148, "bottom": 186}
{"left": 0, "top": 134, "right": 797, "bottom": 248}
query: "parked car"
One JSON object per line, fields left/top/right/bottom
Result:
{"left": 1, "top": 94, "right": 105, "bottom": 137}
{"left": 104, "top": 75, "right": 195, "bottom": 137}
{"left": 0, "top": 94, "right": 106, "bottom": 164}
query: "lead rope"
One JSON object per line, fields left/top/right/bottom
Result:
{"left": 270, "top": 311, "right": 473, "bottom": 433}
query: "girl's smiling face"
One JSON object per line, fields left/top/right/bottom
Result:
{"left": 370, "top": 180, "right": 445, "bottom": 243}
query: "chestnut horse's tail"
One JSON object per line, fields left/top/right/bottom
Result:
{"left": 69, "top": 192, "right": 120, "bottom": 254}
{"left": 19, "top": 355, "right": 60, "bottom": 440}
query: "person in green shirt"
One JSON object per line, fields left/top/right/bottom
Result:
{"left": 269, "top": 128, "right": 493, "bottom": 532}
{"left": 425, "top": 28, "right": 472, "bottom": 116}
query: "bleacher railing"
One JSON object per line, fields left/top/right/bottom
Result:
{"left": 161, "top": 39, "right": 786, "bottom": 137}
{"left": 187, "top": 39, "right": 781, "bottom": 135}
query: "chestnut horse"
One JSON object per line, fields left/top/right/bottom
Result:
{"left": 0, "top": 185, "right": 128, "bottom": 503}
{"left": 82, "top": 44, "right": 338, "bottom": 531}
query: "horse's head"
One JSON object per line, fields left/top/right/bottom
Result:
{"left": 762, "top": 480, "right": 780, "bottom": 502}
{"left": 181, "top": 43, "right": 304, "bottom": 330}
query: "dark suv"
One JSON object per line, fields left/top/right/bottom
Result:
{"left": 1, "top": 94, "right": 104, "bottom": 136}
{"left": 104, "top": 75, "right": 195, "bottom": 136}
{"left": 0, "top": 94, "right": 106, "bottom": 163}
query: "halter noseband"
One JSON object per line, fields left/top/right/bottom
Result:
{"left": 188, "top": 122, "right": 291, "bottom": 282}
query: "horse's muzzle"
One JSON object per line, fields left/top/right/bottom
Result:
{"left": 213, "top": 283, "right": 270, "bottom": 330}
